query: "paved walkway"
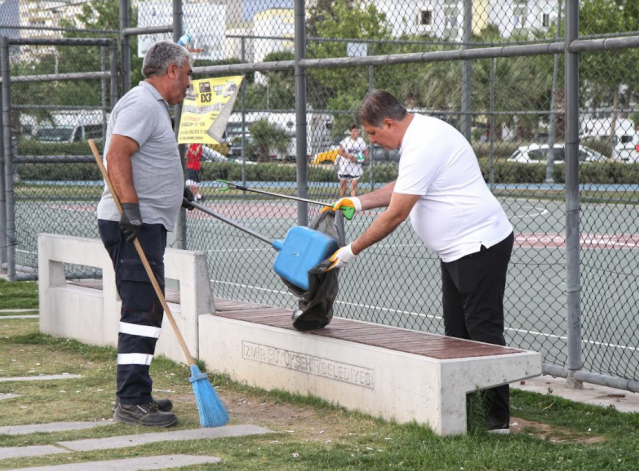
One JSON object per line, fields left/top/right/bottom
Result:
{"left": 3, "top": 455, "right": 221, "bottom": 471}
{"left": 0, "top": 315, "right": 38, "bottom": 319}
{"left": 0, "top": 374, "right": 82, "bottom": 383}
{"left": 512, "top": 375, "right": 639, "bottom": 413}
{"left": 0, "top": 309, "right": 38, "bottom": 313}
{"left": 0, "top": 424, "right": 272, "bottom": 461}
{"left": 0, "top": 421, "right": 114, "bottom": 435}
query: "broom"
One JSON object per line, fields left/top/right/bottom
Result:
{"left": 89, "top": 139, "right": 229, "bottom": 428}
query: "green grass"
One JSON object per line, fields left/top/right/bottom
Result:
{"left": 1, "top": 281, "right": 639, "bottom": 470}
{"left": 0, "top": 279, "right": 39, "bottom": 309}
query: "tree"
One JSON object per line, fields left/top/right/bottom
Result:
{"left": 580, "top": 0, "right": 639, "bottom": 135}
{"left": 247, "top": 120, "right": 290, "bottom": 162}
{"left": 307, "top": 0, "right": 391, "bottom": 111}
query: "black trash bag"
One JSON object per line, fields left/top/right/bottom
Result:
{"left": 280, "top": 209, "right": 346, "bottom": 331}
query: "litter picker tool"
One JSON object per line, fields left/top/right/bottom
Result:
{"left": 88, "top": 139, "right": 229, "bottom": 428}
{"left": 189, "top": 200, "right": 339, "bottom": 291}
{"left": 216, "top": 179, "right": 356, "bottom": 221}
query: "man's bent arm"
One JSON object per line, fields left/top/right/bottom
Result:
{"left": 351, "top": 192, "right": 419, "bottom": 254}
{"left": 358, "top": 181, "right": 397, "bottom": 210}
{"left": 106, "top": 135, "right": 140, "bottom": 204}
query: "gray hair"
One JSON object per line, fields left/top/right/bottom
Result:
{"left": 357, "top": 90, "right": 407, "bottom": 127}
{"left": 142, "top": 40, "right": 191, "bottom": 78}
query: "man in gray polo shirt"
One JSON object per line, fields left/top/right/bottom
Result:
{"left": 97, "top": 40, "right": 192, "bottom": 427}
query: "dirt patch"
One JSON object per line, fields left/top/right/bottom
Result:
{"left": 173, "top": 388, "right": 353, "bottom": 444}
{"left": 510, "top": 418, "right": 605, "bottom": 444}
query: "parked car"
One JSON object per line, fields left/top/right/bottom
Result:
{"left": 507, "top": 144, "right": 608, "bottom": 164}
{"left": 612, "top": 133, "right": 639, "bottom": 163}
{"left": 369, "top": 145, "right": 401, "bottom": 163}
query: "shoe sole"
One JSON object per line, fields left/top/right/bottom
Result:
{"left": 113, "top": 412, "right": 178, "bottom": 428}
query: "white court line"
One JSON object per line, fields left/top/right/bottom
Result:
{"left": 510, "top": 205, "right": 550, "bottom": 220}
{"left": 211, "top": 279, "right": 638, "bottom": 352}
{"left": 206, "top": 248, "right": 271, "bottom": 254}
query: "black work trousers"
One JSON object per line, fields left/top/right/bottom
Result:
{"left": 98, "top": 220, "right": 167, "bottom": 406}
{"left": 440, "top": 232, "right": 514, "bottom": 427}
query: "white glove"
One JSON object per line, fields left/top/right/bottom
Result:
{"left": 327, "top": 244, "right": 357, "bottom": 271}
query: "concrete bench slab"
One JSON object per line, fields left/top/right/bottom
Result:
{"left": 58, "top": 424, "right": 272, "bottom": 452}
{"left": 0, "top": 445, "right": 68, "bottom": 460}
{"left": 199, "top": 311, "right": 542, "bottom": 436}
{"left": 0, "top": 421, "right": 114, "bottom": 436}
{"left": 2, "top": 454, "right": 221, "bottom": 471}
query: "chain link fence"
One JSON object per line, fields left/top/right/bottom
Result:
{"left": 0, "top": 0, "right": 638, "bottom": 391}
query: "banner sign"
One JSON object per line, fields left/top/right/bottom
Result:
{"left": 178, "top": 76, "right": 244, "bottom": 145}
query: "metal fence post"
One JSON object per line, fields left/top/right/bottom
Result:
{"left": 0, "top": 38, "right": 5, "bottom": 273}
{"left": 546, "top": 0, "right": 563, "bottom": 184}
{"left": 489, "top": 57, "right": 495, "bottom": 191}
{"left": 460, "top": 0, "right": 472, "bottom": 141}
{"left": 110, "top": 39, "right": 119, "bottom": 108}
{"left": 173, "top": 0, "right": 186, "bottom": 249}
{"left": 294, "top": 0, "right": 308, "bottom": 227}
{"left": 564, "top": 0, "right": 583, "bottom": 390}
{"left": 1, "top": 37, "right": 14, "bottom": 280}
{"left": 368, "top": 42, "right": 374, "bottom": 192}
{"left": 119, "top": 0, "right": 131, "bottom": 94}
{"left": 241, "top": 36, "right": 246, "bottom": 188}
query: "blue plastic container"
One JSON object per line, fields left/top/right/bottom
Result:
{"left": 272, "top": 226, "right": 339, "bottom": 291}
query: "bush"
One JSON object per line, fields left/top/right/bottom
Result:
{"left": 18, "top": 140, "right": 103, "bottom": 157}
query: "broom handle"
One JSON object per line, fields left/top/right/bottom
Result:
{"left": 89, "top": 139, "right": 196, "bottom": 367}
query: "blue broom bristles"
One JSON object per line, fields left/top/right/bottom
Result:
{"left": 189, "top": 365, "right": 229, "bottom": 427}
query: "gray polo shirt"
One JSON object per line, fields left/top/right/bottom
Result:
{"left": 97, "top": 81, "right": 183, "bottom": 231}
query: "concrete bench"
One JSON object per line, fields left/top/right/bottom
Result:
{"left": 199, "top": 307, "right": 542, "bottom": 436}
{"left": 38, "top": 233, "right": 213, "bottom": 363}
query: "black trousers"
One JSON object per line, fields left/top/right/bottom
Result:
{"left": 98, "top": 220, "right": 167, "bottom": 406}
{"left": 441, "top": 232, "right": 514, "bottom": 427}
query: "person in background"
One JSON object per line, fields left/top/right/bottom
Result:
{"left": 186, "top": 143, "right": 204, "bottom": 202}
{"left": 335, "top": 123, "right": 369, "bottom": 197}
{"left": 96, "top": 40, "right": 193, "bottom": 428}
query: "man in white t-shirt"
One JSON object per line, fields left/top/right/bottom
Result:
{"left": 335, "top": 123, "right": 369, "bottom": 197}
{"left": 325, "top": 90, "right": 514, "bottom": 433}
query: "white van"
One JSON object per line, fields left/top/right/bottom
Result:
{"left": 34, "top": 110, "right": 108, "bottom": 143}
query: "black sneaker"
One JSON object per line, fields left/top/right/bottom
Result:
{"left": 113, "top": 402, "right": 178, "bottom": 427}
{"left": 112, "top": 397, "right": 173, "bottom": 413}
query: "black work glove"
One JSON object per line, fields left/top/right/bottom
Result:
{"left": 120, "top": 203, "right": 142, "bottom": 242}
{"left": 182, "top": 187, "right": 195, "bottom": 210}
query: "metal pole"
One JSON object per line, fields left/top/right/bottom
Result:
{"left": 241, "top": 37, "right": 246, "bottom": 188}
{"left": 368, "top": 42, "right": 374, "bottom": 192}
{"left": 564, "top": 0, "right": 583, "bottom": 390}
{"left": 294, "top": 0, "right": 308, "bottom": 226}
{"left": 173, "top": 0, "right": 186, "bottom": 249}
{"left": 460, "top": 0, "right": 472, "bottom": 141}
{"left": 546, "top": 0, "right": 563, "bottom": 184}
{"left": 101, "top": 45, "right": 107, "bottom": 139}
{"left": 119, "top": 0, "right": 131, "bottom": 94}
{"left": 110, "top": 39, "right": 119, "bottom": 108}
{"left": 1, "top": 37, "right": 15, "bottom": 280}
{"left": 0, "top": 38, "right": 5, "bottom": 272}
{"left": 489, "top": 58, "right": 495, "bottom": 191}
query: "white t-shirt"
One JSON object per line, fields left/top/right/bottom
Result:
{"left": 336, "top": 137, "right": 367, "bottom": 178}
{"left": 394, "top": 114, "right": 513, "bottom": 263}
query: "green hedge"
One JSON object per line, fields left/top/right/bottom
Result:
{"left": 14, "top": 155, "right": 639, "bottom": 185}
{"left": 18, "top": 140, "right": 104, "bottom": 156}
